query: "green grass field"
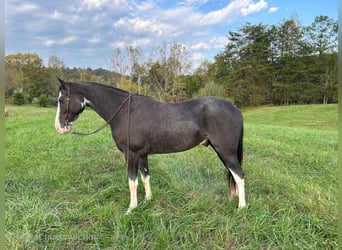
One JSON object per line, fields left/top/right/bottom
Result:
{"left": 5, "top": 104, "right": 337, "bottom": 249}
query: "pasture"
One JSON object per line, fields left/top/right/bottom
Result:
{"left": 5, "top": 104, "right": 337, "bottom": 249}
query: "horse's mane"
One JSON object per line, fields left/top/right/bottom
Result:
{"left": 77, "top": 81, "right": 129, "bottom": 95}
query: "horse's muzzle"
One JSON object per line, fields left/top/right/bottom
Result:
{"left": 56, "top": 126, "right": 71, "bottom": 134}
{"left": 55, "top": 122, "right": 71, "bottom": 134}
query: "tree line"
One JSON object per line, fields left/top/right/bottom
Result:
{"left": 5, "top": 15, "right": 337, "bottom": 107}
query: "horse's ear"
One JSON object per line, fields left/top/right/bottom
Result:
{"left": 57, "top": 77, "right": 67, "bottom": 90}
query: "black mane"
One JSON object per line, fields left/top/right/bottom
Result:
{"left": 78, "top": 81, "right": 129, "bottom": 95}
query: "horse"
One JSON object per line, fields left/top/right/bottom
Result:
{"left": 54, "top": 78, "right": 246, "bottom": 214}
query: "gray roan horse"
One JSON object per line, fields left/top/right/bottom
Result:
{"left": 55, "top": 78, "right": 246, "bottom": 214}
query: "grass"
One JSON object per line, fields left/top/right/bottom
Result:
{"left": 5, "top": 104, "right": 337, "bottom": 249}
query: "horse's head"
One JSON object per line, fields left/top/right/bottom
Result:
{"left": 55, "top": 78, "right": 87, "bottom": 134}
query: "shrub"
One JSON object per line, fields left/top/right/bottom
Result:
{"left": 38, "top": 95, "right": 48, "bottom": 107}
{"left": 12, "top": 92, "right": 26, "bottom": 105}
{"left": 194, "top": 81, "right": 232, "bottom": 100}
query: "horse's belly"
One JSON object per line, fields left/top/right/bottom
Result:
{"left": 149, "top": 129, "right": 205, "bottom": 154}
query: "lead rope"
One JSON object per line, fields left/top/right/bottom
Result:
{"left": 70, "top": 94, "right": 131, "bottom": 136}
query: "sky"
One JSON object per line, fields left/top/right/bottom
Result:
{"left": 5, "top": 0, "right": 338, "bottom": 70}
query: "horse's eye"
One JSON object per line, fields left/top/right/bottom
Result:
{"left": 59, "top": 97, "right": 64, "bottom": 103}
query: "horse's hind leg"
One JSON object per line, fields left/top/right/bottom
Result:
{"left": 224, "top": 156, "right": 246, "bottom": 209}
{"left": 211, "top": 144, "right": 246, "bottom": 209}
{"left": 228, "top": 162, "right": 246, "bottom": 209}
{"left": 139, "top": 156, "right": 152, "bottom": 200}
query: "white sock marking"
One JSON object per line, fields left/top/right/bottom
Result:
{"left": 126, "top": 178, "right": 138, "bottom": 214}
{"left": 141, "top": 174, "right": 152, "bottom": 200}
{"left": 230, "top": 170, "right": 246, "bottom": 209}
{"left": 55, "top": 91, "right": 63, "bottom": 132}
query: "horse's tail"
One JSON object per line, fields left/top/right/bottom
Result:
{"left": 237, "top": 123, "right": 243, "bottom": 166}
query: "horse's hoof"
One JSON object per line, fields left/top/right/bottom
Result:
{"left": 125, "top": 206, "right": 136, "bottom": 215}
{"left": 238, "top": 203, "right": 247, "bottom": 210}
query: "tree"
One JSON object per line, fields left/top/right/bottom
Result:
{"left": 270, "top": 16, "right": 309, "bottom": 105}
{"left": 6, "top": 53, "right": 43, "bottom": 66}
{"left": 5, "top": 53, "right": 44, "bottom": 98}
{"left": 305, "top": 16, "right": 338, "bottom": 104}
{"left": 48, "top": 55, "right": 66, "bottom": 70}
{"left": 305, "top": 15, "right": 338, "bottom": 57}
{"left": 47, "top": 55, "right": 66, "bottom": 94}
{"left": 79, "top": 68, "right": 105, "bottom": 82}
{"left": 222, "top": 23, "right": 274, "bottom": 106}
{"left": 110, "top": 46, "right": 144, "bottom": 93}
{"left": 5, "top": 53, "right": 52, "bottom": 102}
{"left": 274, "top": 15, "right": 304, "bottom": 58}
{"left": 19, "top": 62, "right": 51, "bottom": 102}
{"left": 145, "top": 43, "right": 192, "bottom": 101}
{"left": 212, "top": 15, "right": 337, "bottom": 106}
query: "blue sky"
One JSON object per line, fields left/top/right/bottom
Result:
{"left": 5, "top": 0, "right": 338, "bottom": 70}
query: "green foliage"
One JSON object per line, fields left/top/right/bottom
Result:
{"left": 5, "top": 104, "right": 337, "bottom": 249}
{"left": 194, "top": 81, "right": 229, "bottom": 100}
{"left": 38, "top": 95, "right": 48, "bottom": 107}
{"left": 12, "top": 92, "right": 25, "bottom": 105}
{"left": 117, "top": 76, "right": 138, "bottom": 93}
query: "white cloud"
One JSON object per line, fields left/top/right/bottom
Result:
{"left": 44, "top": 39, "right": 56, "bottom": 47}
{"left": 209, "top": 36, "right": 228, "bottom": 49}
{"left": 6, "top": 1, "right": 38, "bottom": 15}
{"left": 241, "top": 0, "right": 268, "bottom": 16}
{"left": 110, "top": 41, "right": 126, "bottom": 49}
{"left": 44, "top": 36, "right": 78, "bottom": 47}
{"left": 191, "top": 42, "right": 210, "bottom": 50}
{"left": 88, "top": 35, "right": 101, "bottom": 43}
{"left": 45, "top": 9, "right": 80, "bottom": 24}
{"left": 136, "top": 0, "right": 156, "bottom": 12}
{"left": 49, "top": 10, "right": 62, "bottom": 19}
{"left": 6, "top": 0, "right": 275, "bottom": 69}
{"left": 190, "top": 36, "right": 227, "bottom": 57}
{"left": 80, "top": 0, "right": 132, "bottom": 13}
{"left": 183, "top": 0, "right": 209, "bottom": 6}
{"left": 192, "top": 52, "right": 205, "bottom": 61}
{"left": 268, "top": 7, "right": 279, "bottom": 13}
{"left": 60, "top": 36, "right": 78, "bottom": 45}
{"left": 200, "top": 2, "right": 238, "bottom": 25}
{"left": 82, "top": 0, "right": 109, "bottom": 10}
{"left": 131, "top": 38, "right": 151, "bottom": 47}
{"left": 199, "top": 0, "right": 268, "bottom": 26}
{"left": 15, "top": 2, "right": 38, "bottom": 12}
{"left": 114, "top": 17, "right": 173, "bottom": 37}
{"left": 111, "top": 0, "right": 270, "bottom": 49}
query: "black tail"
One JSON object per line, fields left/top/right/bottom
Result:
{"left": 237, "top": 124, "right": 243, "bottom": 166}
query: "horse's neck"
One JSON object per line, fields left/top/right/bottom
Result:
{"left": 77, "top": 83, "right": 128, "bottom": 121}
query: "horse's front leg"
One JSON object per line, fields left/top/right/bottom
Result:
{"left": 139, "top": 156, "right": 152, "bottom": 201}
{"left": 126, "top": 152, "right": 139, "bottom": 214}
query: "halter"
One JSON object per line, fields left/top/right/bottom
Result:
{"left": 64, "top": 83, "right": 132, "bottom": 136}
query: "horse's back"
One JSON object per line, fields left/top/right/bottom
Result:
{"left": 136, "top": 96, "right": 242, "bottom": 128}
